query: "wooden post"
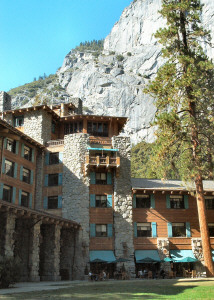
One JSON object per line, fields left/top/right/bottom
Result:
{"left": 195, "top": 175, "right": 214, "bottom": 277}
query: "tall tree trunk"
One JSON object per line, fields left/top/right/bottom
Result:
{"left": 195, "top": 175, "right": 214, "bottom": 277}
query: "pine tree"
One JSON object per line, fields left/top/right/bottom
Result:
{"left": 145, "top": 0, "right": 214, "bottom": 276}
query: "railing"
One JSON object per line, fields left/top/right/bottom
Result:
{"left": 85, "top": 155, "right": 120, "bottom": 167}
{"left": 89, "top": 136, "right": 112, "bottom": 145}
{"left": 46, "top": 139, "right": 64, "bottom": 147}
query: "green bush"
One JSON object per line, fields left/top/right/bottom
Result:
{"left": 116, "top": 55, "right": 124, "bottom": 62}
{"left": 0, "top": 256, "right": 20, "bottom": 288}
{"left": 127, "top": 52, "right": 132, "bottom": 56}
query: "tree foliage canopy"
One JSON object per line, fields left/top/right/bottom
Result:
{"left": 145, "top": 0, "right": 214, "bottom": 182}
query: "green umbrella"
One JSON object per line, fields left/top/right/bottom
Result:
{"left": 138, "top": 257, "right": 158, "bottom": 263}
{"left": 163, "top": 257, "right": 173, "bottom": 262}
{"left": 115, "top": 257, "right": 131, "bottom": 263}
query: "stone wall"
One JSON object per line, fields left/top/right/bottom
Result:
{"left": 62, "top": 133, "right": 90, "bottom": 279}
{"left": 0, "top": 91, "right": 11, "bottom": 113}
{"left": 4, "top": 213, "right": 16, "bottom": 257}
{"left": 112, "top": 136, "right": 135, "bottom": 276}
{"left": 0, "top": 213, "right": 6, "bottom": 257}
{"left": 29, "top": 221, "right": 42, "bottom": 281}
{"left": 23, "top": 110, "right": 52, "bottom": 145}
{"left": 60, "top": 228, "right": 75, "bottom": 280}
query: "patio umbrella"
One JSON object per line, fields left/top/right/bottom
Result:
{"left": 138, "top": 257, "right": 158, "bottom": 263}
{"left": 175, "top": 257, "right": 198, "bottom": 263}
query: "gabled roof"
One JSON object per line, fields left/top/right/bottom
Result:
{"left": 131, "top": 178, "right": 214, "bottom": 192}
{"left": 0, "top": 118, "right": 45, "bottom": 149}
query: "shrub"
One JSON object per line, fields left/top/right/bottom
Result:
{"left": 109, "top": 51, "right": 115, "bottom": 55}
{"left": 0, "top": 256, "right": 20, "bottom": 288}
{"left": 127, "top": 52, "right": 132, "bottom": 56}
{"left": 116, "top": 55, "right": 124, "bottom": 62}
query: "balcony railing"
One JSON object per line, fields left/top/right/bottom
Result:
{"left": 46, "top": 139, "right": 64, "bottom": 147}
{"left": 85, "top": 155, "right": 120, "bottom": 168}
{"left": 89, "top": 136, "right": 112, "bottom": 145}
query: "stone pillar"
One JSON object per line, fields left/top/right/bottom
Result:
{"left": 4, "top": 212, "right": 16, "bottom": 257}
{"left": 192, "top": 238, "right": 203, "bottom": 260}
{"left": 62, "top": 133, "right": 90, "bottom": 279}
{"left": 157, "top": 238, "right": 170, "bottom": 272}
{"left": 40, "top": 224, "right": 61, "bottom": 281}
{"left": 29, "top": 220, "right": 42, "bottom": 282}
{"left": 60, "top": 228, "right": 75, "bottom": 280}
{"left": 0, "top": 91, "right": 11, "bottom": 113}
{"left": 112, "top": 136, "right": 135, "bottom": 276}
{"left": 35, "top": 151, "right": 45, "bottom": 210}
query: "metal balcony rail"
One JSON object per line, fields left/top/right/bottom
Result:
{"left": 46, "top": 139, "right": 64, "bottom": 147}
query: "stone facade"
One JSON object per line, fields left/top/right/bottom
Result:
{"left": 0, "top": 91, "right": 11, "bottom": 113}
{"left": 4, "top": 213, "right": 16, "bottom": 257}
{"left": 60, "top": 228, "right": 75, "bottom": 280}
{"left": 192, "top": 238, "right": 204, "bottom": 261}
{"left": 112, "top": 136, "right": 135, "bottom": 276}
{"left": 29, "top": 221, "right": 42, "bottom": 281}
{"left": 62, "top": 133, "right": 90, "bottom": 279}
{"left": 23, "top": 111, "right": 52, "bottom": 145}
{"left": 35, "top": 151, "right": 44, "bottom": 210}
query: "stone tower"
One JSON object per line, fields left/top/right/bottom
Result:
{"left": 0, "top": 91, "right": 11, "bottom": 113}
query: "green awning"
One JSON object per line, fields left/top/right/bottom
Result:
{"left": 135, "top": 250, "right": 161, "bottom": 263}
{"left": 170, "top": 250, "right": 198, "bottom": 262}
{"left": 87, "top": 147, "right": 118, "bottom": 152}
{"left": 90, "top": 251, "right": 116, "bottom": 263}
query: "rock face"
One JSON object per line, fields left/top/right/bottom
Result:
{"left": 11, "top": 0, "right": 214, "bottom": 144}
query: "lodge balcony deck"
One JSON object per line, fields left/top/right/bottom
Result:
{"left": 85, "top": 155, "right": 120, "bottom": 169}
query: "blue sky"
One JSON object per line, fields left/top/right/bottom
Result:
{"left": 0, "top": 0, "right": 132, "bottom": 92}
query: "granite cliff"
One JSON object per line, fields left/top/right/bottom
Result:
{"left": 9, "top": 0, "right": 214, "bottom": 143}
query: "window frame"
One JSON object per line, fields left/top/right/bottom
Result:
{"left": 87, "top": 121, "right": 108, "bottom": 137}
{"left": 23, "top": 145, "right": 32, "bottom": 161}
{"left": 64, "top": 121, "right": 83, "bottom": 134}
{"left": 172, "top": 222, "right": 186, "bottom": 237}
{"left": 95, "top": 172, "right": 107, "bottom": 185}
{"left": 95, "top": 224, "right": 107, "bottom": 237}
{"left": 208, "top": 223, "right": 214, "bottom": 237}
{"left": 170, "top": 195, "right": 185, "bottom": 209}
{"left": 4, "top": 159, "right": 15, "bottom": 177}
{"left": 22, "top": 167, "right": 31, "bottom": 184}
{"left": 5, "top": 138, "right": 16, "bottom": 153}
{"left": 49, "top": 152, "right": 59, "bottom": 165}
{"left": 48, "top": 196, "right": 58, "bottom": 209}
{"left": 136, "top": 195, "right": 151, "bottom": 208}
{"left": 205, "top": 197, "right": 214, "bottom": 210}
{"left": 14, "top": 115, "right": 24, "bottom": 127}
{"left": 3, "top": 184, "right": 13, "bottom": 203}
{"left": 137, "top": 222, "right": 152, "bottom": 237}
{"left": 21, "top": 191, "right": 29, "bottom": 208}
{"left": 95, "top": 195, "right": 107, "bottom": 208}
{"left": 48, "top": 173, "right": 59, "bottom": 186}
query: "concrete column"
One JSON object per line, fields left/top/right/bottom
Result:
{"left": 29, "top": 220, "right": 42, "bottom": 282}
{"left": 4, "top": 212, "right": 16, "bottom": 257}
{"left": 112, "top": 136, "right": 135, "bottom": 277}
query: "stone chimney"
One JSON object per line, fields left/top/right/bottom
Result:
{"left": 0, "top": 91, "right": 11, "bottom": 113}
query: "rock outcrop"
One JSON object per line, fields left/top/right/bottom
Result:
{"left": 10, "top": 0, "right": 214, "bottom": 143}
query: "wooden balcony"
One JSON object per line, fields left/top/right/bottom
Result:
{"left": 85, "top": 155, "right": 120, "bottom": 168}
{"left": 89, "top": 136, "right": 112, "bottom": 146}
{"left": 46, "top": 139, "right": 64, "bottom": 147}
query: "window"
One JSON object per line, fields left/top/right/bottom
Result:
{"left": 49, "top": 152, "right": 59, "bottom": 165}
{"left": 22, "top": 167, "right": 31, "bottom": 184}
{"left": 172, "top": 223, "right": 186, "bottom": 237}
{"left": 5, "top": 160, "right": 14, "bottom": 177}
{"left": 87, "top": 122, "right": 108, "bottom": 137}
{"left": 3, "top": 185, "right": 12, "bottom": 202}
{"left": 96, "top": 224, "right": 107, "bottom": 237}
{"left": 136, "top": 195, "right": 150, "bottom": 208}
{"left": 48, "top": 196, "right": 58, "bottom": 209}
{"left": 14, "top": 116, "right": 24, "bottom": 127}
{"left": 5, "top": 139, "right": 16, "bottom": 153}
{"left": 137, "top": 223, "right": 151, "bottom": 237}
{"left": 208, "top": 223, "right": 214, "bottom": 237}
{"left": 96, "top": 172, "right": 107, "bottom": 184}
{"left": 205, "top": 197, "right": 214, "bottom": 210}
{"left": 170, "top": 195, "right": 184, "bottom": 209}
{"left": 23, "top": 145, "right": 32, "bottom": 161}
{"left": 64, "top": 122, "right": 83, "bottom": 134}
{"left": 96, "top": 195, "right": 107, "bottom": 207}
{"left": 21, "top": 191, "right": 29, "bottom": 207}
{"left": 51, "top": 121, "right": 56, "bottom": 134}
{"left": 48, "top": 174, "right": 59, "bottom": 186}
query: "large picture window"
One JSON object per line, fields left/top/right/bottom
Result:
{"left": 87, "top": 122, "right": 108, "bottom": 137}
{"left": 136, "top": 195, "right": 150, "bottom": 208}
{"left": 172, "top": 223, "right": 186, "bottom": 237}
{"left": 64, "top": 122, "right": 83, "bottom": 134}
{"left": 137, "top": 223, "right": 151, "bottom": 237}
{"left": 170, "top": 195, "right": 184, "bottom": 209}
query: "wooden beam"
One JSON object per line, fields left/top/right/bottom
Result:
{"left": 0, "top": 132, "right": 21, "bottom": 140}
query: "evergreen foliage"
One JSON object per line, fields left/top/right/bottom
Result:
{"left": 145, "top": 0, "right": 214, "bottom": 276}
{"left": 74, "top": 39, "right": 104, "bottom": 52}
